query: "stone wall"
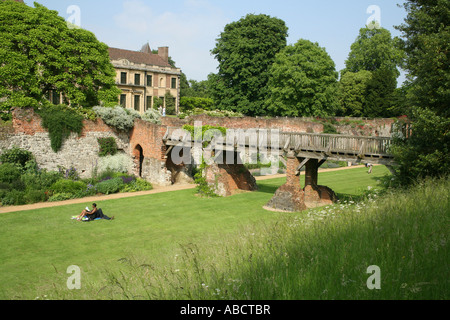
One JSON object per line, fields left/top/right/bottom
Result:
{"left": 0, "top": 108, "right": 130, "bottom": 179}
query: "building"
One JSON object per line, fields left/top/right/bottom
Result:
{"left": 108, "top": 43, "right": 182, "bottom": 114}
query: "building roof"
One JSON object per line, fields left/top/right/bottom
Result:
{"left": 108, "top": 47, "right": 172, "bottom": 68}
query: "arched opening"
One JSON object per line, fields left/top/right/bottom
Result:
{"left": 133, "top": 144, "right": 144, "bottom": 177}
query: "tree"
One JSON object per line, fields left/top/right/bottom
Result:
{"left": 390, "top": 0, "right": 450, "bottom": 186}
{"left": 390, "top": 108, "right": 449, "bottom": 186}
{"left": 339, "top": 70, "right": 372, "bottom": 117}
{"left": 210, "top": 14, "right": 288, "bottom": 116}
{"left": 364, "top": 69, "right": 398, "bottom": 118}
{"left": 266, "top": 39, "right": 340, "bottom": 117}
{"left": 343, "top": 24, "right": 404, "bottom": 78}
{"left": 396, "top": 0, "right": 450, "bottom": 117}
{"left": 0, "top": 0, "right": 120, "bottom": 118}
{"left": 340, "top": 24, "right": 403, "bottom": 118}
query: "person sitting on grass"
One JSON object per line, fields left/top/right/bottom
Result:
{"left": 76, "top": 203, "right": 114, "bottom": 221}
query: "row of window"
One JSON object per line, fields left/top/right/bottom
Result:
{"left": 120, "top": 72, "right": 177, "bottom": 89}
{"left": 120, "top": 94, "right": 175, "bottom": 113}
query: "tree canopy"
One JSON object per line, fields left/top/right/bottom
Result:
{"left": 343, "top": 24, "right": 404, "bottom": 78}
{"left": 338, "top": 24, "right": 404, "bottom": 118}
{"left": 0, "top": 0, "right": 120, "bottom": 119}
{"left": 396, "top": 0, "right": 450, "bottom": 117}
{"left": 390, "top": 0, "right": 450, "bottom": 186}
{"left": 266, "top": 39, "right": 339, "bottom": 117}
{"left": 209, "top": 14, "right": 288, "bottom": 116}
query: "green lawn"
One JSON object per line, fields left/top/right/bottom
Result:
{"left": 0, "top": 166, "right": 392, "bottom": 299}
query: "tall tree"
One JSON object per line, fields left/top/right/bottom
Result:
{"left": 396, "top": 0, "right": 450, "bottom": 117}
{"left": 210, "top": 14, "right": 288, "bottom": 116}
{"left": 343, "top": 25, "right": 404, "bottom": 78}
{"left": 341, "top": 24, "right": 404, "bottom": 117}
{"left": 266, "top": 39, "right": 339, "bottom": 117}
{"left": 0, "top": 0, "right": 120, "bottom": 118}
{"left": 390, "top": 0, "right": 450, "bottom": 186}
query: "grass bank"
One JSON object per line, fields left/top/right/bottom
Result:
{"left": 103, "top": 176, "right": 449, "bottom": 300}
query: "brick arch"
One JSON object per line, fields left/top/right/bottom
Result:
{"left": 133, "top": 144, "right": 144, "bottom": 177}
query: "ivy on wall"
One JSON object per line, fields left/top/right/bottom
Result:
{"left": 36, "top": 105, "right": 84, "bottom": 152}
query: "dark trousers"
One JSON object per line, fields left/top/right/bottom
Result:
{"left": 89, "top": 209, "right": 112, "bottom": 221}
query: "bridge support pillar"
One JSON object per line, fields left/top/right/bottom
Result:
{"left": 265, "top": 155, "right": 337, "bottom": 212}
{"left": 303, "top": 159, "right": 337, "bottom": 209}
{"left": 264, "top": 154, "right": 307, "bottom": 212}
{"left": 204, "top": 151, "right": 258, "bottom": 197}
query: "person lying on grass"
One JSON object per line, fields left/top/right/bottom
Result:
{"left": 76, "top": 203, "right": 114, "bottom": 221}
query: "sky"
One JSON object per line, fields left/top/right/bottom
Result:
{"left": 22, "top": 0, "right": 408, "bottom": 82}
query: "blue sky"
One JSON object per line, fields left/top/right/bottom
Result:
{"left": 23, "top": 0, "right": 408, "bottom": 82}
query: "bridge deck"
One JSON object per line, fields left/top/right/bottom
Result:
{"left": 163, "top": 127, "right": 395, "bottom": 165}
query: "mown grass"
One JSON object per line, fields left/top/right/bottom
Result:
{"left": 2, "top": 166, "right": 447, "bottom": 300}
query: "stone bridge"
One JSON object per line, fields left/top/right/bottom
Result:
{"left": 162, "top": 125, "right": 395, "bottom": 212}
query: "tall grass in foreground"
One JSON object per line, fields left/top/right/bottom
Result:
{"left": 57, "top": 177, "right": 448, "bottom": 300}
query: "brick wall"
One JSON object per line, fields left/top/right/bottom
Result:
{"left": 162, "top": 115, "right": 395, "bottom": 136}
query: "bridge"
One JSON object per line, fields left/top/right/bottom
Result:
{"left": 163, "top": 126, "right": 395, "bottom": 212}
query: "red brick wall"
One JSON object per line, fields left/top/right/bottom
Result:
{"left": 162, "top": 115, "right": 324, "bottom": 133}
{"left": 129, "top": 119, "right": 167, "bottom": 160}
{"left": 162, "top": 115, "right": 396, "bottom": 136}
{"left": 10, "top": 107, "right": 117, "bottom": 137}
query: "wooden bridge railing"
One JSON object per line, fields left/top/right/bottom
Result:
{"left": 163, "top": 127, "right": 394, "bottom": 162}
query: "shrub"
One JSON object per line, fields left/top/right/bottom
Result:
{"left": 0, "top": 163, "right": 22, "bottom": 184}
{"left": 1, "top": 190, "right": 26, "bottom": 206}
{"left": 98, "top": 137, "right": 118, "bottom": 157}
{"left": 24, "top": 189, "right": 47, "bottom": 204}
{"left": 58, "top": 166, "right": 80, "bottom": 181}
{"left": 120, "top": 178, "right": 153, "bottom": 193}
{"left": 50, "top": 179, "right": 87, "bottom": 194}
{"left": 0, "top": 147, "right": 34, "bottom": 169}
{"left": 180, "top": 97, "right": 214, "bottom": 112}
{"left": 322, "top": 122, "right": 338, "bottom": 134}
{"left": 95, "top": 177, "right": 124, "bottom": 195}
{"left": 97, "top": 153, "right": 132, "bottom": 174}
{"left": 21, "top": 170, "right": 62, "bottom": 191}
{"left": 141, "top": 108, "right": 162, "bottom": 124}
{"left": 0, "top": 182, "right": 11, "bottom": 199}
{"left": 48, "top": 193, "right": 74, "bottom": 202}
{"left": 93, "top": 106, "right": 141, "bottom": 131}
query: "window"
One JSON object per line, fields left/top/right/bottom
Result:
{"left": 120, "top": 94, "right": 127, "bottom": 108}
{"left": 135, "top": 74, "right": 141, "bottom": 86}
{"left": 134, "top": 95, "right": 141, "bottom": 112}
{"left": 52, "top": 91, "right": 60, "bottom": 105}
{"left": 171, "top": 77, "right": 177, "bottom": 89}
{"left": 120, "top": 72, "right": 127, "bottom": 84}
{"left": 147, "top": 75, "right": 153, "bottom": 87}
{"left": 146, "top": 96, "right": 152, "bottom": 111}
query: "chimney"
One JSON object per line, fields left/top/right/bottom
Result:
{"left": 158, "top": 47, "right": 169, "bottom": 63}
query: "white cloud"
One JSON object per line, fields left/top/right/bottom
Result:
{"left": 113, "top": 0, "right": 226, "bottom": 80}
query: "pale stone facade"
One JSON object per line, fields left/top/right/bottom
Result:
{"left": 109, "top": 44, "right": 182, "bottom": 114}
